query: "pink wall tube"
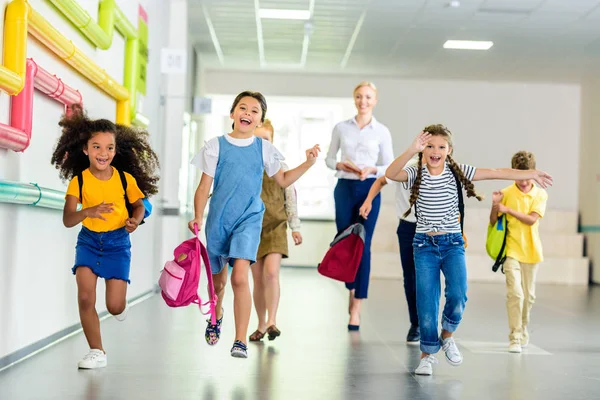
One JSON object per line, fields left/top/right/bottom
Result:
{"left": 0, "top": 58, "right": 82, "bottom": 152}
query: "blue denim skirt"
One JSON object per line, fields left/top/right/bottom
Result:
{"left": 73, "top": 227, "right": 132, "bottom": 283}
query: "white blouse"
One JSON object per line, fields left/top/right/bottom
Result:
{"left": 191, "top": 135, "right": 284, "bottom": 178}
{"left": 325, "top": 116, "right": 394, "bottom": 180}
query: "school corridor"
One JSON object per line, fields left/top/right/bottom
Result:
{"left": 1, "top": 268, "right": 599, "bottom": 400}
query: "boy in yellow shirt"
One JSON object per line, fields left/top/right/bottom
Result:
{"left": 489, "top": 151, "right": 548, "bottom": 353}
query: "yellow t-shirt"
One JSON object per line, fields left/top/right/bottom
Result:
{"left": 501, "top": 183, "right": 548, "bottom": 264}
{"left": 65, "top": 167, "right": 145, "bottom": 232}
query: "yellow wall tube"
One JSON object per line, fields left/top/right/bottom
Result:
{"left": 1, "top": 0, "right": 28, "bottom": 95}
{"left": 0, "top": 0, "right": 132, "bottom": 124}
{"left": 49, "top": 0, "right": 142, "bottom": 125}
{"left": 27, "top": 7, "right": 129, "bottom": 101}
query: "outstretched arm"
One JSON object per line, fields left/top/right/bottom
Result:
{"left": 272, "top": 145, "right": 321, "bottom": 188}
{"left": 359, "top": 176, "right": 387, "bottom": 219}
{"left": 474, "top": 168, "right": 553, "bottom": 188}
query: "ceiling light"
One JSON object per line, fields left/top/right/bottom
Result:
{"left": 443, "top": 40, "right": 493, "bottom": 50}
{"left": 259, "top": 9, "right": 310, "bottom": 20}
{"left": 447, "top": 1, "right": 461, "bottom": 7}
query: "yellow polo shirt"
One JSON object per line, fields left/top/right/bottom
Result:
{"left": 66, "top": 167, "right": 145, "bottom": 232}
{"left": 501, "top": 183, "right": 548, "bottom": 264}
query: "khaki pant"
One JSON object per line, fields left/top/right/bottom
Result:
{"left": 504, "top": 257, "right": 539, "bottom": 342}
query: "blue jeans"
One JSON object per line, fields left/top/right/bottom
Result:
{"left": 334, "top": 178, "right": 380, "bottom": 299}
{"left": 413, "top": 233, "right": 467, "bottom": 354}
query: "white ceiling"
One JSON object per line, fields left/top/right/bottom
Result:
{"left": 189, "top": 0, "right": 600, "bottom": 82}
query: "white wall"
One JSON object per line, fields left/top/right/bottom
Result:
{"left": 202, "top": 70, "right": 581, "bottom": 270}
{"left": 203, "top": 70, "right": 580, "bottom": 212}
{"left": 0, "top": 0, "right": 170, "bottom": 359}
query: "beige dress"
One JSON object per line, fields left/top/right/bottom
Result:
{"left": 256, "top": 162, "right": 301, "bottom": 260}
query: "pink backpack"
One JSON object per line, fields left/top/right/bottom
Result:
{"left": 158, "top": 224, "right": 217, "bottom": 324}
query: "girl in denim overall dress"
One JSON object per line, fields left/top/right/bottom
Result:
{"left": 51, "top": 105, "right": 159, "bottom": 369}
{"left": 386, "top": 125, "right": 553, "bottom": 376}
{"left": 188, "top": 91, "right": 320, "bottom": 358}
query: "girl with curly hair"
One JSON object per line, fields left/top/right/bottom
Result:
{"left": 386, "top": 125, "right": 552, "bottom": 376}
{"left": 51, "top": 105, "right": 159, "bottom": 369}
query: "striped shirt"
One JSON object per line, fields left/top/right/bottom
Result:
{"left": 404, "top": 163, "right": 476, "bottom": 233}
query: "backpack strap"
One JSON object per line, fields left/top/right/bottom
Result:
{"left": 451, "top": 169, "right": 465, "bottom": 233}
{"left": 190, "top": 223, "right": 217, "bottom": 325}
{"left": 492, "top": 215, "right": 509, "bottom": 273}
{"left": 77, "top": 171, "right": 84, "bottom": 203}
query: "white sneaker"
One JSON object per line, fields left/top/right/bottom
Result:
{"left": 441, "top": 337, "right": 463, "bottom": 366}
{"left": 114, "top": 302, "right": 129, "bottom": 322}
{"left": 415, "top": 355, "right": 438, "bottom": 375}
{"left": 508, "top": 341, "right": 522, "bottom": 353}
{"left": 78, "top": 349, "right": 107, "bottom": 369}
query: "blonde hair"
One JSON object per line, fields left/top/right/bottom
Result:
{"left": 353, "top": 81, "right": 378, "bottom": 96}
{"left": 259, "top": 119, "right": 274, "bottom": 141}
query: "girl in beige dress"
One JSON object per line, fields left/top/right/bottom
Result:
{"left": 250, "top": 120, "right": 302, "bottom": 341}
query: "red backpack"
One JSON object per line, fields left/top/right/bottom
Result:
{"left": 158, "top": 224, "right": 217, "bottom": 324}
{"left": 318, "top": 222, "right": 366, "bottom": 282}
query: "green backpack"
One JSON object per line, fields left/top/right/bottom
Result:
{"left": 486, "top": 214, "right": 508, "bottom": 273}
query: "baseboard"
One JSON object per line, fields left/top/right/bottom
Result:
{"left": 0, "top": 287, "right": 158, "bottom": 373}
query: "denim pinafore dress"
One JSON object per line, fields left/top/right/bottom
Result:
{"left": 205, "top": 135, "right": 265, "bottom": 273}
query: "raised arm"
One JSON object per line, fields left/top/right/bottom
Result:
{"left": 489, "top": 191, "right": 503, "bottom": 225}
{"left": 272, "top": 145, "right": 321, "bottom": 189}
{"left": 386, "top": 131, "right": 431, "bottom": 182}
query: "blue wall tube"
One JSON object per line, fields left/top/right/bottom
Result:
{"left": 0, "top": 179, "right": 66, "bottom": 210}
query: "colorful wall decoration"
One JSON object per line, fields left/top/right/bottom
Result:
{"left": 0, "top": 0, "right": 149, "bottom": 210}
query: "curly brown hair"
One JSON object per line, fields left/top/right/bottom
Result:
{"left": 50, "top": 104, "right": 160, "bottom": 196}
{"left": 403, "top": 124, "right": 483, "bottom": 218}
{"left": 511, "top": 151, "right": 536, "bottom": 170}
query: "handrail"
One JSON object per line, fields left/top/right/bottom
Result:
{"left": 0, "top": 58, "right": 82, "bottom": 152}
{"left": 0, "top": 0, "right": 130, "bottom": 126}
{"left": 0, "top": 180, "right": 66, "bottom": 210}
{"left": 47, "top": 0, "right": 145, "bottom": 124}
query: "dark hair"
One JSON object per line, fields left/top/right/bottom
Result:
{"left": 51, "top": 104, "right": 160, "bottom": 196}
{"left": 229, "top": 91, "right": 267, "bottom": 129}
{"left": 511, "top": 151, "right": 536, "bottom": 170}
{"left": 403, "top": 124, "right": 483, "bottom": 218}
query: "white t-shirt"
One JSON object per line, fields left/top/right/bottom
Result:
{"left": 191, "top": 135, "right": 284, "bottom": 178}
{"left": 383, "top": 176, "right": 416, "bottom": 223}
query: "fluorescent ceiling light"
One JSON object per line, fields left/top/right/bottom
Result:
{"left": 443, "top": 40, "right": 493, "bottom": 50}
{"left": 259, "top": 9, "right": 310, "bottom": 20}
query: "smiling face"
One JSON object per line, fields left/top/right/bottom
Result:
{"left": 254, "top": 125, "right": 273, "bottom": 142}
{"left": 423, "top": 134, "right": 451, "bottom": 172}
{"left": 84, "top": 131, "right": 116, "bottom": 173}
{"left": 230, "top": 96, "right": 264, "bottom": 134}
{"left": 354, "top": 85, "right": 377, "bottom": 116}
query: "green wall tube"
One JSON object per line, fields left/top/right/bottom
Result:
{"left": 0, "top": 180, "right": 66, "bottom": 210}
{"left": 48, "top": 0, "right": 147, "bottom": 126}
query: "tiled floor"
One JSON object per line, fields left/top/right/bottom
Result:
{"left": 1, "top": 268, "right": 600, "bottom": 399}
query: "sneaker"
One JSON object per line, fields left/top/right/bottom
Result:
{"left": 114, "top": 302, "right": 129, "bottom": 322}
{"left": 205, "top": 312, "right": 223, "bottom": 346}
{"left": 440, "top": 336, "right": 463, "bottom": 366}
{"left": 508, "top": 341, "right": 522, "bottom": 353}
{"left": 406, "top": 325, "right": 420, "bottom": 344}
{"left": 230, "top": 340, "right": 248, "bottom": 358}
{"left": 415, "top": 355, "right": 438, "bottom": 375}
{"left": 77, "top": 349, "right": 107, "bottom": 369}
{"left": 521, "top": 327, "right": 529, "bottom": 348}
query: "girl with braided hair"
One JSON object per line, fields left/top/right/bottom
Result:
{"left": 51, "top": 105, "right": 159, "bottom": 369}
{"left": 386, "top": 125, "right": 553, "bottom": 376}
